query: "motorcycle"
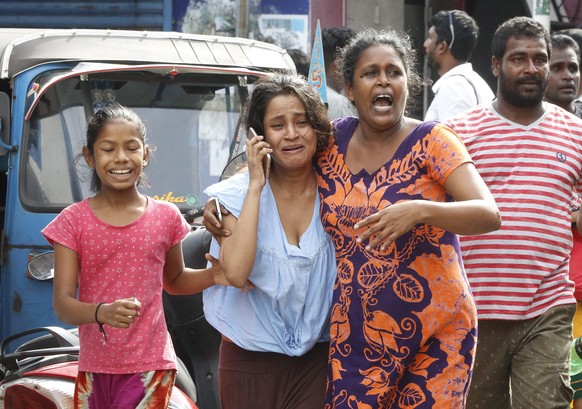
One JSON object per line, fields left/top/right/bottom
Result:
{"left": 0, "top": 326, "right": 198, "bottom": 409}
{"left": 0, "top": 224, "right": 221, "bottom": 409}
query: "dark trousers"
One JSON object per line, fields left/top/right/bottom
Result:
{"left": 218, "top": 339, "right": 329, "bottom": 409}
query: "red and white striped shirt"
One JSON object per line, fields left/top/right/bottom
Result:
{"left": 446, "top": 103, "right": 582, "bottom": 320}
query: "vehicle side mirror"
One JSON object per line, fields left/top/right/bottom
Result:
{"left": 0, "top": 92, "right": 10, "bottom": 156}
{"left": 27, "top": 252, "right": 55, "bottom": 281}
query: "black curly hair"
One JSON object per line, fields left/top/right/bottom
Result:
{"left": 337, "top": 28, "right": 423, "bottom": 109}
{"left": 246, "top": 74, "right": 332, "bottom": 152}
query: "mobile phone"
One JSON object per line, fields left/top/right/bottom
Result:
{"left": 248, "top": 127, "right": 258, "bottom": 140}
{"left": 263, "top": 153, "right": 271, "bottom": 179}
{"left": 213, "top": 198, "right": 223, "bottom": 224}
{"left": 248, "top": 127, "right": 271, "bottom": 179}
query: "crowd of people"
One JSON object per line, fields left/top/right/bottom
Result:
{"left": 40, "top": 8, "right": 582, "bottom": 409}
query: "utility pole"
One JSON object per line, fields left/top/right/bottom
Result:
{"left": 237, "top": 0, "right": 249, "bottom": 38}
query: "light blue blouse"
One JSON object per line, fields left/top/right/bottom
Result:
{"left": 203, "top": 172, "right": 337, "bottom": 356}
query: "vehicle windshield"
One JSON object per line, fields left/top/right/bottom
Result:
{"left": 21, "top": 70, "right": 248, "bottom": 212}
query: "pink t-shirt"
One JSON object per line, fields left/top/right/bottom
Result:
{"left": 42, "top": 197, "right": 190, "bottom": 373}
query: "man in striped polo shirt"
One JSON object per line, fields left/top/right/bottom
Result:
{"left": 446, "top": 16, "right": 582, "bottom": 409}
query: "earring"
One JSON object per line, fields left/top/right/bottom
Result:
{"left": 143, "top": 160, "right": 148, "bottom": 167}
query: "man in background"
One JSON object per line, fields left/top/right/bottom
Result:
{"left": 545, "top": 32, "right": 582, "bottom": 409}
{"left": 321, "top": 26, "right": 358, "bottom": 120}
{"left": 558, "top": 28, "right": 582, "bottom": 100}
{"left": 546, "top": 33, "right": 582, "bottom": 115}
{"left": 446, "top": 16, "right": 582, "bottom": 408}
{"left": 286, "top": 48, "right": 310, "bottom": 78}
{"left": 423, "top": 9, "right": 493, "bottom": 121}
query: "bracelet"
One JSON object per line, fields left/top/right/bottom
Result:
{"left": 94, "top": 302, "right": 104, "bottom": 324}
{"left": 94, "top": 302, "right": 107, "bottom": 343}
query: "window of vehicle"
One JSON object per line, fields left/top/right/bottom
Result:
{"left": 21, "top": 70, "right": 248, "bottom": 212}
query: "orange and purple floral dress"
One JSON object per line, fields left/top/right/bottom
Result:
{"left": 316, "top": 118, "right": 477, "bottom": 409}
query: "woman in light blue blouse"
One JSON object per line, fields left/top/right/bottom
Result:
{"left": 202, "top": 74, "right": 337, "bottom": 409}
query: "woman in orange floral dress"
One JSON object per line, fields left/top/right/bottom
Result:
{"left": 317, "top": 28, "right": 501, "bottom": 408}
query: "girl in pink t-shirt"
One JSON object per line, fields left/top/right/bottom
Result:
{"left": 42, "top": 104, "right": 228, "bottom": 409}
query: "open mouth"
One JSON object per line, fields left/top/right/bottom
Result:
{"left": 283, "top": 145, "right": 303, "bottom": 152}
{"left": 373, "top": 94, "right": 393, "bottom": 108}
{"left": 110, "top": 169, "right": 132, "bottom": 175}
